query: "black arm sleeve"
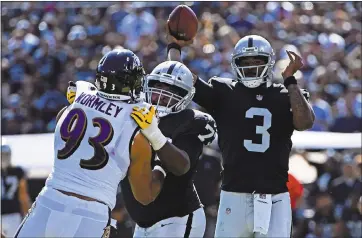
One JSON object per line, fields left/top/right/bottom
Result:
{"left": 193, "top": 77, "right": 216, "bottom": 114}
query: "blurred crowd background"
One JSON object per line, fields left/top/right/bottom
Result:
{"left": 1, "top": 2, "right": 361, "bottom": 238}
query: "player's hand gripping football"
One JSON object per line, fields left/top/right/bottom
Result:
{"left": 67, "top": 81, "right": 77, "bottom": 104}
{"left": 166, "top": 26, "right": 194, "bottom": 47}
{"left": 282, "top": 50, "right": 304, "bottom": 79}
{"left": 131, "top": 106, "right": 167, "bottom": 151}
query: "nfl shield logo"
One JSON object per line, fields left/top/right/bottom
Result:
{"left": 226, "top": 208, "right": 231, "bottom": 214}
{"left": 260, "top": 194, "right": 266, "bottom": 199}
{"left": 256, "top": 95, "right": 263, "bottom": 101}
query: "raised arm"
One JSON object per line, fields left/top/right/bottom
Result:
{"left": 166, "top": 35, "right": 216, "bottom": 113}
{"left": 282, "top": 51, "right": 315, "bottom": 131}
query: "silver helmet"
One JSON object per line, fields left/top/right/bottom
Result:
{"left": 1, "top": 144, "right": 11, "bottom": 169}
{"left": 143, "top": 61, "right": 195, "bottom": 117}
{"left": 231, "top": 35, "right": 275, "bottom": 88}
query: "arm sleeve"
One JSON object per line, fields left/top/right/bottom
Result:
{"left": 193, "top": 77, "right": 216, "bottom": 114}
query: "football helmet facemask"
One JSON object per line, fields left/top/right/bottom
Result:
{"left": 143, "top": 61, "right": 195, "bottom": 117}
{"left": 231, "top": 35, "right": 275, "bottom": 88}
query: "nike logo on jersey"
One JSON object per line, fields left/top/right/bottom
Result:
{"left": 75, "top": 92, "right": 123, "bottom": 118}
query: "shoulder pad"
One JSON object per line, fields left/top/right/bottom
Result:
{"left": 274, "top": 84, "right": 311, "bottom": 101}
{"left": 13, "top": 166, "right": 25, "bottom": 178}
{"left": 76, "top": 81, "right": 97, "bottom": 92}
{"left": 208, "top": 77, "right": 237, "bottom": 89}
{"left": 192, "top": 109, "right": 217, "bottom": 146}
{"left": 74, "top": 81, "right": 97, "bottom": 99}
{"left": 273, "top": 83, "right": 288, "bottom": 93}
{"left": 192, "top": 109, "right": 214, "bottom": 122}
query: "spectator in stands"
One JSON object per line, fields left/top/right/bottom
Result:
{"left": 329, "top": 155, "right": 361, "bottom": 207}
{"left": 310, "top": 193, "right": 336, "bottom": 238}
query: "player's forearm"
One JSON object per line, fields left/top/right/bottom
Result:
{"left": 141, "top": 125, "right": 190, "bottom": 176}
{"left": 128, "top": 154, "right": 165, "bottom": 205}
{"left": 150, "top": 170, "right": 165, "bottom": 199}
{"left": 19, "top": 180, "right": 31, "bottom": 216}
{"left": 156, "top": 142, "right": 190, "bottom": 176}
{"left": 20, "top": 199, "right": 31, "bottom": 216}
{"left": 167, "top": 48, "right": 182, "bottom": 62}
{"left": 287, "top": 85, "right": 315, "bottom": 130}
{"left": 128, "top": 162, "right": 155, "bottom": 205}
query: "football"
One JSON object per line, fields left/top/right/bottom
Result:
{"left": 167, "top": 5, "right": 198, "bottom": 41}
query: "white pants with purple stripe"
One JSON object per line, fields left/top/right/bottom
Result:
{"left": 15, "top": 187, "right": 113, "bottom": 237}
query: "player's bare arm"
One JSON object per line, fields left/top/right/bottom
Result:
{"left": 128, "top": 132, "right": 165, "bottom": 205}
{"left": 282, "top": 50, "right": 315, "bottom": 131}
{"left": 131, "top": 105, "right": 190, "bottom": 176}
{"left": 18, "top": 178, "right": 31, "bottom": 216}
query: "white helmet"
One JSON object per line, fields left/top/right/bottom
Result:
{"left": 143, "top": 61, "right": 195, "bottom": 117}
{"left": 1, "top": 144, "right": 11, "bottom": 169}
{"left": 231, "top": 35, "right": 275, "bottom": 88}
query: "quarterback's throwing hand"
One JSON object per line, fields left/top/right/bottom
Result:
{"left": 282, "top": 50, "right": 304, "bottom": 79}
{"left": 165, "top": 26, "right": 194, "bottom": 47}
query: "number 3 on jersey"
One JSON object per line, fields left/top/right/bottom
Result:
{"left": 244, "top": 107, "right": 271, "bottom": 153}
{"left": 57, "top": 108, "right": 114, "bottom": 170}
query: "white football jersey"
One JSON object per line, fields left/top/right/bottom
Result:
{"left": 46, "top": 81, "right": 149, "bottom": 209}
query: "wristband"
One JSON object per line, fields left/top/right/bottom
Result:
{"left": 153, "top": 165, "right": 167, "bottom": 178}
{"left": 167, "top": 43, "right": 181, "bottom": 55}
{"left": 284, "top": 76, "right": 297, "bottom": 88}
{"left": 142, "top": 126, "right": 167, "bottom": 151}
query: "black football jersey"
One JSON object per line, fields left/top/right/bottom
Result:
{"left": 1, "top": 167, "right": 25, "bottom": 214}
{"left": 121, "top": 109, "right": 216, "bottom": 228}
{"left": 194, "top": 77, "right": 310, "bottom": 194}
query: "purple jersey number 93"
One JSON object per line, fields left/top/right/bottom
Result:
{"left": 57, "top": 108, "right": 114, "bottom": 170}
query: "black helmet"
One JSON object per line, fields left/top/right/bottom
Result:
{"left": 95, "top": 49, "right": 145, "bottom": 101}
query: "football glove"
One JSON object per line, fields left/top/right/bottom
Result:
{"left": 67, "top": 81, "right": 77, "bottom": 104}
{"left": 130, "top": 106, "right": 167, "bottom": 151}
